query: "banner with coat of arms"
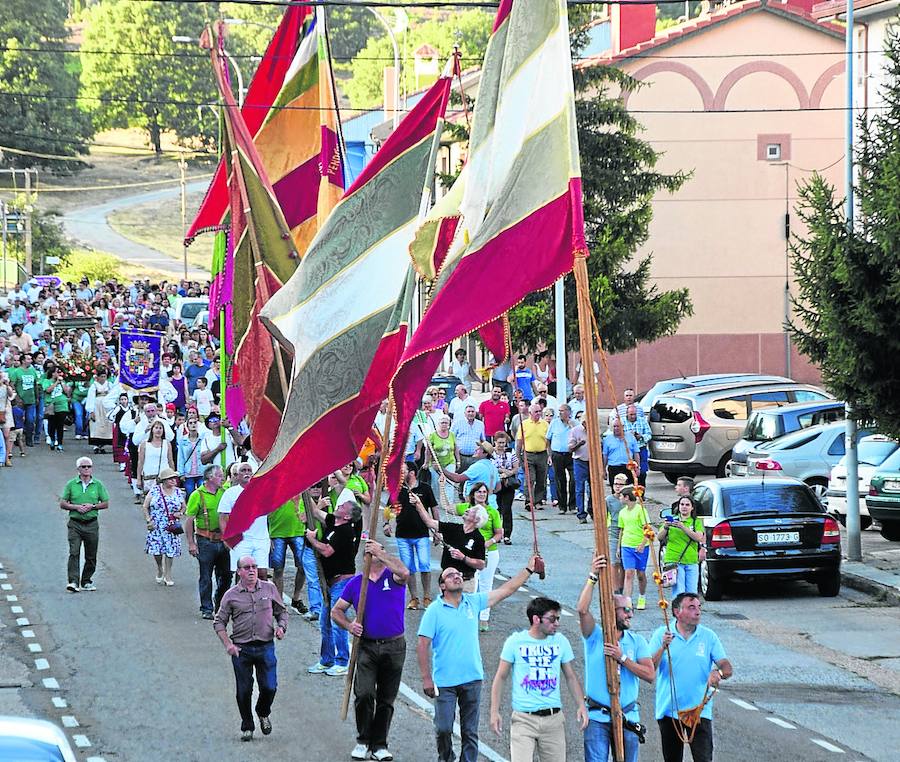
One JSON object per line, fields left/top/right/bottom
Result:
{"left": 118, "top": 331, "right": 162, "bottom": 391}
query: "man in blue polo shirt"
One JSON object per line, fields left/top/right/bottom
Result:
{"left": 508, "top": 354, "right": 537, "bottom": 402}
{"left": 439, "top": 441, "right": 500, "bottom": 509}
{"left": 577, "top": 555, "right": 655, "bottom": 762}
{"left": 417, "top": 554, "right": 541, "bottom": 762}
{"left": 649, "top": 593, "right": 733, "bottom": 762}
{"left": 333, "top": 539, "right": 410, "bottom": 762}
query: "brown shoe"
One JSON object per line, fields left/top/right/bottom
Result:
{"left": 422, "top": 597, "right": 433, "bottom": 608}
{"left": 406, "top": 597, "right": 420, "bottom": 611}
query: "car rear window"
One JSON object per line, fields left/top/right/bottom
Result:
{"left": 180, "top": 302, "right": 207, "bottom": 320}
{"left": 721, "top": 484, "right": 823, "bottom": 515}
{"left": 744, "top": 412, "right": 780, "bottom": 442}
{"left": 651, "top": 398, "right": 692, "bottom": 424}
{"left": 858, "top": 439, "right": 899, "bottom": 467}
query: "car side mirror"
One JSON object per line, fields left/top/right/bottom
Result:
{"left": 659, "top": 507, "right": 674, "bottom": 522}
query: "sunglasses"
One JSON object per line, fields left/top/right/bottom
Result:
{"left": 616, "top": 606, "right": 633, "bottom": 614}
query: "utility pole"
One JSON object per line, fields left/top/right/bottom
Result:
{"left": 180, "top": 151, "right": 188, "bottom": 280}
{"left": 1, "top": 202, "right": 7, "bottom": 291}
{"left": 24, "top": 168, "right": 33, "bottom": 279}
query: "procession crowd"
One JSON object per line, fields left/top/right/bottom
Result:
{"left": 3, "top": 274, "right": 725, "bottom": 762}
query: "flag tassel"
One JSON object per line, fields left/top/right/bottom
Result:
{"left": 573, "top": 251, "right": 625, "bottom": 762}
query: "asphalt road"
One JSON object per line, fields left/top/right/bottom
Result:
{"left": 61, "top": 182, "right": 210, "bottom": 278}
{"left": 1, "top": 450, "right": 899, "bottom": 761}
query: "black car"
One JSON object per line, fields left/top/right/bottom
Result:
{"left": 686, "top": 477, "right": 841, "bottom": 600}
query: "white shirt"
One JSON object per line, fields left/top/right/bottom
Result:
{"left": 132, "top": 414, "right": 175, "bottom": 445}
{"left": 192, "top": 388, "right": 214, "bottom": 416}
{"left": 448, "top": 395, "right": 472, "bottom": 420}
{"left": 201, "top": 429, "right": 236, "bottom": 470}
{"left": 218, "top": 484, "right": 269, "bottom": 541}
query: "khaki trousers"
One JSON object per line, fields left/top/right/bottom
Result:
{"left": 509, "top": 709, "right": 566, "bottom": 762}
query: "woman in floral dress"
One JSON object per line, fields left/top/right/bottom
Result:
{"left": 142, "top": 468, "right": 185, "bottom": 587}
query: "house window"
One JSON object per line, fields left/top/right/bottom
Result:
{"left": 766, "top": 143, "right": 782, "bottom": 161}
{"left": 757, "top": 133, "right": 791, "bottom": 161}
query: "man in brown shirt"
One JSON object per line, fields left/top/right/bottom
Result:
{"left": 214, "top": 555, "right": 288, "bottom": 741}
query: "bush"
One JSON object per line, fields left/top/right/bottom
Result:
{"left": 56, "top": 250, "right": 122, "bottom": 283}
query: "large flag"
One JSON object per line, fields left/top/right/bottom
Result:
{"left": 118, "top": 331, "right": 162, "bottom": 392}
{"left": 199, "top": 9, "right": 345, "bottom": 459}
{"left": 221, "top": 73, "right": 453, "bottom": 543}
{"left": 385, "top": 0, "right": 587, "bottom": 495}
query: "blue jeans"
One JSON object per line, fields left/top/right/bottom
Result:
{"left": 72, "top": 400, "right": 87, "bottom": 437}
{"left": 183, "top": 475, "right": 202, "bottom": 497}
{"left": 548, "top": 460, "right": 558, "bottom": 502}
{"left": 434, "top": 679, "right": 482, "bottom": 762}
{"left": 197, "top": 536, "right": 231, "bottom": 615}
{"left": 269, "top": 536, "right": 304, "bottom": 571}
{"left": 23, "top": 403, "right": 36, "bottom": 446}
{"left": 574, "top": 459, "right": 591, "bottom": 518}
{"left": 319, "top": 576, "right": 350, "bottom": 667}
{"left": 300, "top": 543, "right": 323, "bottom": 616}
{"left": 231, "top": 640, "right": 277, "bottom": 732}
{"left": 584, "top": 719, "right": 640, "bottom": 762}
{"left": 36, "top": 396, "right": 45, "bottom": 437}
{"left": 673, "top": 563, "right": 699, "bottom": 598}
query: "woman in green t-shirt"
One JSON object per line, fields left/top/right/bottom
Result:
{"left": 617, "top": 486, "right": 651, "bottom": 610}
{"left": 658, "top": 496, "right": 706, "bottom": 597}
{"left": 455, "top": 482, "right": 503, "bottom": 631}
{"left": 427, "top": 414, "right": 459, "bottom": 508}
{"left": 44, "top": 368, "right": 71, "bottom": 451}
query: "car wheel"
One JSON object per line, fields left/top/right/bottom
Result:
{"left": 716, "top": 453, "right": 731, "bottom": 479}
{"left": 816, "top": 568, "right": 841, "bottom": 597}
{"left": 700, "top": 560, "right": 725, "bottom": 601}
{"left": 879, "top": 521, "right": 900, "bottom": 542}
{"left": 805, "top": 477, "right": 828, "bottom": 502}
{"left": 861, "top": 516, "right": 873, "bottom": 530}
{"left": 663, "top": 473, "right": 679, "bottom": 485}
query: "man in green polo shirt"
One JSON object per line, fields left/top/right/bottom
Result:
{"left": 184, "top": 464, "right": 229, "bottom": 619}
{"left": 11, "top": 352, "right": 39, "bottom": 447}
{"left": 59, "top": 456, "right": 110, "bottom": 592}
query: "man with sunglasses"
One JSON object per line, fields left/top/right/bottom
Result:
{"left": 577, "top": 555, "right": 655, "bottom": 762}
{"left": 418, "top": 555, "right": 541, "bottom": 762}
{"left": 489, "top": 597, "right": 588, "bottom": 761}
{"left": 214, "top": 555, "right": 288, "bottom": 742}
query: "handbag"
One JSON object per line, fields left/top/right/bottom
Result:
{"left": 501, "top": 475, "right": 520, "bottom": 490}
{"left": 661, "top": 518, "right": 700, "bottom": 588}
{"left": 162, "top": 490, "right": 184, "bottom": 535}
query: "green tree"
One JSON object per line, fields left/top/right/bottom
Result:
{"left": 789, "top": 28, "right": 900, "bottom": 438}
{"left": 0, "top": 0, "right": 93, "bottom": 167}
{"left": 509, "top": 9, "right": 692, "bottom": 354}
{"left": 80, "top": 0, "right": 218, "bottom": 154}
{"left": 342, "top": 11, "right": 492, "bottom": 109}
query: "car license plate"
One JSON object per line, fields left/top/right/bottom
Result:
{"left": 757, "top": 531, "right": 800, "bottom": 545}
{"left": 732, "top": 464, "right": 746, "bottom": 476}
{"left": 656, "top": 441, "right": 677, "bottom": 451}
{"left": 884, "top": 479, "right": 900, "bottom": 492}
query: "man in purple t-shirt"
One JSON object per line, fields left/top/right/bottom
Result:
{"left": 332, "top": 539, "right": 410, "bottom": 762}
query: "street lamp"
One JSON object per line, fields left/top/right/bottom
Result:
{"left": 172, "top": 34, "right": 245, "bottom": 107}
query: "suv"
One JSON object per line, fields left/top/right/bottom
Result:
{"left": 648, "top": 381, "right": 833, "bottom": 481}
{"left": 641, "top": 374, "right": 791, "bottom": 415}
{"left": 728, "top": 400, "right": 846, "bottom": 476}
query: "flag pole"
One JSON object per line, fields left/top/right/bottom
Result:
{"left": 341, "top": 397, "right": 394, "bottom": 720}
{"left": 573, "top": 252, "right": 624, "bottom": 761}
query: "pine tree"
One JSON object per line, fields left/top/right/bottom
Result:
{"left": 790, "top": 27, "right": 900, "bottom": 437}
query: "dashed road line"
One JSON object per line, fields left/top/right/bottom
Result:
{"left": 811, "top": 739, "right": 845, "bottom": 754}
{"left": 767, "top": 717, "right": 796, "bottom": 729}
{"left": 21, "top": 629, "right": 35, "bottom": 638}
{"left": 16, "top": 617, "right": 30, "bottom": 626}
{"left": 6, "top": 594, "right": 18, "bottom": 601}
{"left": 1, "top": 583, "right": 12, "bottom": 590}
{"left": 61, "top": 715, "right": 79, "bottom": 728}
{"left": 10, "top": 605, "right": 23, "bottom": 614}
{"left": 729, "top": 698, "right": 758, "bottom": 711}
{"left": 72, "top": 734, "right": 91, "bottom": 748}
{"left": 35, "top": 659, "right": 50, "bottom": 670}
{"left": 42, "top": 677, "right": 60, "bottom": 689}
{"left": 28, "top": 642, "right": 43, "bottom": 652}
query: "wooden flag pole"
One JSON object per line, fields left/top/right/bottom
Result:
{"left": 573, "top": 253, "right": 625, "bottom": 762}
{"left": 341, "top": 398, "right": 395, "bottom": 720}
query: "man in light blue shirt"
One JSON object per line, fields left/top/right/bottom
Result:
{"left": 451, "top": 404, "right": 486, "bottom": 472}
{"left": 601, "top": 419, "right": 640, "bottom": 488}
{"left": 622, "top": 404, "right": 652, "bottom": 487}
{"left": 547, "top": 404, "right": 576, "bottom": 514}
{"left": 649, "top": 593, "right": 733, "bottom": 762}
{"left": 418, "top": 556, "right": 541, "bottom": 762}
{"left": 440, "top": 441, "right": 500, "bottom": 508}
{"left": 490, "top": 596, "right": 587, "bottom": 761}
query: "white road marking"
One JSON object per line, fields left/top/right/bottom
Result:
{"left": 729, "top": 698, "right": 758, "bottom": 711}
{"left": 61, "top": 716, "right": 79, "bottom": 728}
{"left": 86, "top": 757, "right": 107, "bottom": 762}
{"left": 35, "top": 659, "right": 49, "bottom": 670}
{"left": 72, "top": 734, "right": 91, "bottom": 748}
{"left": 16, "top": 617, "right": 30, "bottom": 626}
{"left": 767, "top": 717, "right": 796, "bottom": 729}
{"left": 0, "top": 573, "right": 8, "bottom": 579}
{"left": 28, "top": 643, "right": 42, "bottom": 653}
{"left": 10, "top": 606, "right": 23, "bottom": 614}
{"left": 494, "top": 574, "right": 508, "bottom": 581}
{"left": 811, "top": 739, "right": 845, "bottom": 754}
{"left": 398, "top": 681, "right": 510, "bottom": 762}
{"left": 42, "top": 677, "right": 60, "bottom": 689}
{"left": 52, "top": 697, "right": 68, "bottom": 708}
{"left": 1, "top": 584, "right": 12, "bottom": 590}
{"left": 21, "top": 629, "right": 35, "bottom": 638}
{"left": 6, "top": 595, "right": 17, "bottom": 601}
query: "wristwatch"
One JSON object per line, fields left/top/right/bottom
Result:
{"left": 618, "top": 654, "right": 627, "bottom": 665}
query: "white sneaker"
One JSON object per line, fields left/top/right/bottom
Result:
{"left": 325, "top": 664, "right": 348, "bottom": 677}
{"left": 351, "top": 744, "right": 369, "bottom": 760}
{"left": 307, "top": 661, "right": 329, "bottom": 674}
{"left": 45, "top": 436, "right": 52, "bottom": 445}
{"left": 371, "top": 749, "right": 394, "bottom": 761}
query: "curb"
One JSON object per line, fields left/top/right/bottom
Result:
{"left": 840, "top": 568, "right": 900, "bottom": 606}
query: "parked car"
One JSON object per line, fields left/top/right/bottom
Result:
{"left": 639, "top": 373, "right": 792, "bottom": 415}
{"left": 429, "top": 373, "right": 463, "bottom": 403}
{"left": 648, "top": 381, "right": 833, "bottom": 481}
{"left": 865, "top": 450, "right": 900, "bottom": 541}
{"left": 0, "top": 716, "right": 77, "bottom": 761}
{"left": 741, "top": 421, "right": 875, "bottom": 500}
{"left": 172, "top": 296, "right": 209, "bottom": 327}
{"left": 728, "top": 400, "right": 846, "bottom": 476}
{"left": 191, "top": 309, "right": 210, "bottom": 329}
{"left": 689, "top": 477, "right": 842, "bottom": 600}
{"left": 827, "top": 436, "right": 899, "bottom": 529}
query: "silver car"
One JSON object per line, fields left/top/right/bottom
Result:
{"left": 826, "top": 435, "right": 898, "bottom": 529}
{"left": 743, "top": 421, "right": 875, "bottom": 500}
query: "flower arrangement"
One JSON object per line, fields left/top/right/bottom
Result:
{"left": 56, "top": 352, "right": 110, "bottom": 383}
